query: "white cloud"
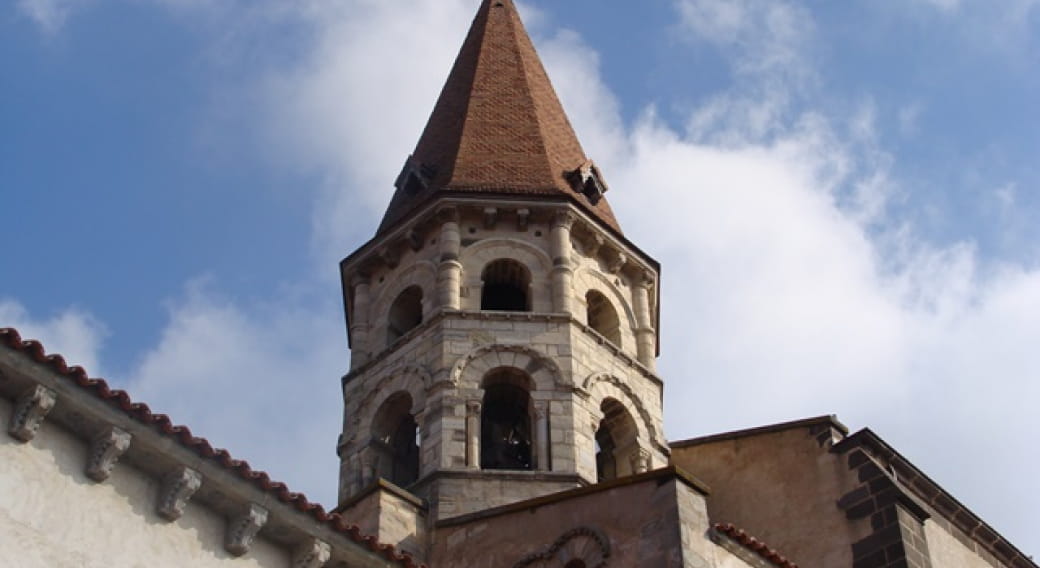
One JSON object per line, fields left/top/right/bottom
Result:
{"left": 0, "top": 299, "right": 107, "bottom": 374}
{"left": 126, "top": 278, "right": 346, "bottom": 503}
{"left": 10, "top": 0, "right": 1036, "bottom": 553}
{"left": 16, "top": 0, "right": 84, "bottom": 35}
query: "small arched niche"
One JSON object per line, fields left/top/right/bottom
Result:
{"left": 371, "top": 392, "right": 420, "bottom": 487}
{"left": 585, "top": 290, "right": 621, "bottom": 346}
{"left": 481, "top": 368, "right": 534, "bottom": 470}
{"left": 387, "top": 286, "right": 423, "bottom": 345}
{"left": 595, "top": 398, "right": 639, "bottom": 482}
{"left": 481, "top": 259, "right": 531, "bottom": 312}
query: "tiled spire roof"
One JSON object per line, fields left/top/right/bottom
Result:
{"left": 378, "top": 0, "right": 621, "bottom": 234}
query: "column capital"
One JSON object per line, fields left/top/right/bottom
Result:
{"left": 552, "top": 209, "right": 577, "bottom": 230}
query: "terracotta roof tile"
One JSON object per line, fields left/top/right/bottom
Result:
{"left": 378, "top": 0, "right": 621, "bottom": 235}
{"left": 714, "top": 523, "right": 799, "bottom": 568}
{"left": 0, "top": 327, "right": 424, "bottom": 568}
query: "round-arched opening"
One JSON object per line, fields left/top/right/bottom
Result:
{"left": 564, "top": 561, "right": 587, "bottom": 568}
{"left": 481, "top": 259, "right": 530, "bottom": 312}
{"left": 387, "top": 286, "right": 423, "bottom": 345}
{"left": 595, "top": 398, "right": 639, "bottom": 482}
{"left": 481, "top": 368, "right": 534, "bottom": 470}
{"left": 371, "top": 392, "right": 420, "bottom": 487}
{"left": 586, "top": 290, "right": 621, "bottom": 346}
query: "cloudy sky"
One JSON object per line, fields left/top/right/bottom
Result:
{"left": 3, "top": 0, "right": 1038, "bottom": 554}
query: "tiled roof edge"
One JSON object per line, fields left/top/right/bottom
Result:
{"left": 712, "top": 523, "right": 799, "bottom": 568}
{"left": 0, "top": 327, "right": 425, "bottom": 568}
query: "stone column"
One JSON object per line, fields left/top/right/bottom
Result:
{"left": 466, "top": 401, "right": 481, "bottom": 469}
{"left": 349, "top": 275, "right": 371, "bottom": 369}
{"left": 437, "top": 208, "right": 463, "bottom": 310}
{"left": 534, "top": 402, "right": 550, "bottom": 471}
{"left": 550, "top": 211, "right": 577, "bottom": 314}
{"left": 630, "top": 447, "right": 651, "bottom": 474}
{"left": 632, "top": 271, "right": 657, "bottom": 371}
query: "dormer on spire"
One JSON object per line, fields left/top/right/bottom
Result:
{"left": 377, "top": 0, "right": 622, "bottom": 235}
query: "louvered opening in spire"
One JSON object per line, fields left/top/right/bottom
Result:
{"left": 378, "top": 0, "right": 622, "bottom": 234}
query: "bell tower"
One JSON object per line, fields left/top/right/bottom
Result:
{"left": 335, "top": 0, "right": 665, "bottom": 549}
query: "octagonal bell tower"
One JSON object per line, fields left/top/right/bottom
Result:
{"left": 335, "top": 0, "right": 665, "bottom": 553}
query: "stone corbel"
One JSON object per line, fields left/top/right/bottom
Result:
{"left": 292, "top": 538, "right": 332, "bottom": 568}
{"left": 516, "top": 208, "right": 530, "bottom": 232}
{"left": 586, "top": 234, "right": 605, "bottom": 258}
{"left": 607, "top": 251, "right": 628, "bottom": 274}
{"left": 225, "top": 502, "right": 269, "bottom": 557}
{"left": 157, "top": 466, "right": 202, "bottom": 521}
{"left": 380, "top": 245, "right": 400, "bottom": 269}
{"left": 484, "top": 207, "right": 498, "bottom": 229}
{"left": 85, "top": 426, "right": 132, "bottom": 482}
{"left": 407, "top": 227, "right": 424, "bottom": 251}
{"left": 8, "top": 385, "right": 57, "bottom": 442}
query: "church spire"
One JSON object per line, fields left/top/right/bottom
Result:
{"left": 378, "top": 0, "right": 621, "bottom": 234}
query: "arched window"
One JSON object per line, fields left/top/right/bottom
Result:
{"left": 371, "top": 392, "right": 420, "bottom": 487}
{"left": 481, "top": 259, "right": 530, "bottom": 311}
{"left": 388, "top": 286, "right": 423, "bottom": 345}
{"left": 586, "top": 290, "right": 621, "bottom": 346}
{"left": 594, "top": 398, "right": 639, "bottom": 482}
{"left": 481, "top": 369, "right": 534, "bottom": 470}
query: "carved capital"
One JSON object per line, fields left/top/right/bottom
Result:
{"left": 157, "top": 466, "right": 202, "bottom": 521}
{"left": 85, "top": 426, "right": 132, "bottom": 482}
{"left": 437, "top": 205, "right": 459, "bottom": 223}
{"left": 552, "top": 210, "right": 577, "bottom": 230}
{"left": 225, "top": 503, "right": 269, "bottom": 557}
{"left": 350, "top": 273, "right": 371, "bottom": 289}
{"left": 8, "top": 385, "right": 57, "bottom": 442}
{"left": 293, "top": 538, "right": 332, "bottom": 568}
{"left": 466, "top": 400, "right": 482, "bottom": 416}
{"left": 636, "top": 269, "right": 655, "bottom": 289}
{"left": 630, "top": 447, "right": 652, "bottom": 474}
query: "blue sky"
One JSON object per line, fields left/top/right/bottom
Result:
{"left": 3, "top": 0, "right": 1038, "bottom": 555}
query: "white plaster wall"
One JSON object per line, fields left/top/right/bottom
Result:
{"left": 923, "top": 519, "right": 994, "bottom": 568}
{"left": 0, "top": 397, "right": 289, "bottom": 568}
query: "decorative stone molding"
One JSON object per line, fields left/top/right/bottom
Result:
{"left": 157, "top": 466, "right": 202, "bottom": 521}
{"left": 513, "top": 526, "right": 611, "bottom": 568}
{"left": 450, "top": 343, "right": 562, "bottom": 388}
{"left": 7, "top": 384, "right": 57, "bottom": 442}
{"left": 380, "top": 245, "right": 400, "bottom": 269}
{"left": 580, "top": 373, "right": 660, "bottom": 447}
{"left": 292, "top": 538, "right": 332, "bottom": 568}
{"left": 85, "top": 426, "right": 132, "bottom": 482}
{"left": 225, "top": 502, "right": 270, "bottom": 557}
